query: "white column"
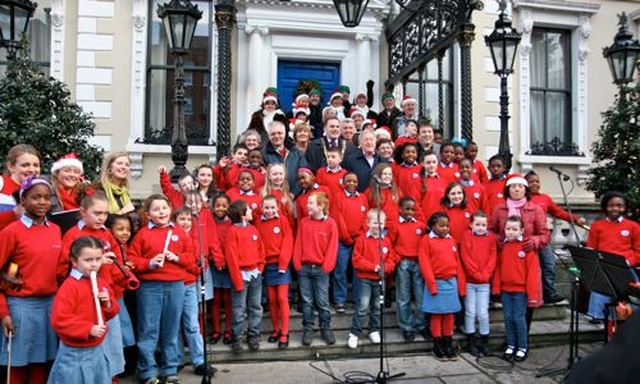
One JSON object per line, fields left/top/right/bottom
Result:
{"left": 50, "top": 0, "right": 65, "bottom": 81}
{"left": 245, "top": 25, "right": 269, "bottom": 117}
{"left": 356, "top": 33, "right": 372, "bottom": 90}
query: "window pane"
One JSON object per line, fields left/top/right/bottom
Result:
{"left": 546, "top": 32, "right": 568, "bottom": 89}
{"left": 530, "top": 30, "right": 547, "bottom": 88}
{"left": 0, "top": 4, "right": 51, "bottom": 76}
{"left": 530, "top": 90, "right": 545, "bottom": 144}
{"left": 545, "top": 92, "right": 569, "bottom": 143}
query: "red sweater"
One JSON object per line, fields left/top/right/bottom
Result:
{"left": 418, "top": 234, "right": 466, "bottom": 296}
{"left": 389, "top": 217, "right": 426, "bottom": 259}
{"left": 316, "top": 166, "right": 347, "bottom": 198}
{"left": 460, "top": 230, "right": 497, "bottom": 284}
{"left": 61, "top": 224, "right": 127, "bottom": 298}
{"left": 293, "top": 216, "right": 338, "bottom": 274}
{"left": 255, "top": 215, "right": 293, "bottom": 270}
{"left": 295, "top": 184, "right": 331, "bottom": 228}
{"left": 0, "top": 174, "right": 20, "bottom": 231}
{"left": 51, "top": 271, "right": 119, "bottom": 347}
{"left": 246, "top": 167, "right": 266, "bottom": 193}
{"left": 530, "top": 193, "right": 580, "bottom": 223}
{"left": 489, "top": 201, "right": 550, "bottom": 252}
{"left": 437, "top": 162, "right": 459, "bottom": 186}
{"left": 587, "top": 218, "right": 640, "bottom": 266}
{"left": 128, "top": 225, "right": 194, "bottom": 282}
{"left": 420, "top": 174, "right": 447, "bottom": 220}
{"left": 213, "top": 162, "right": 243, "bottom": 191}
{"left": 394, "top": 136, "right": 418, "bottom": 148}
{"left": 492, "top": 240, "right": 542, "bottom": 307}
{"left": 483, "top": 177, "right": 506, "bottom": 218}
{"left": 331, "top": 189, "right": 368, "bottom": 245}
{"left": 159, "top": 170, "right": 185, "bottom": 209}
{"left": 473, "top": 159, "right": 488, "bottom": 184}
{"left": 392, "top": 162, "right": 423, "bottom": 202}
{"left": 364, "top": 187, "right": 402, "bottom": 228}
{"left": 0, "top": 218, "right": 61, "bottom": 319}
{"left": 461, "top": 181, "right": 488, "bottom": 215}
{"left": 440, "top": 204, "right": 472, "bottom": 244}
{"left": 226, "top": 188, "right": 262, "bottom": 213}
{"left": 352, "top": 233, "right": 396, "bottom": 281}
{"left": 224, "top": 223, "right": 265, "bottom": 291}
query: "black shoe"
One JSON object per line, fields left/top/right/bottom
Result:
{"left": 418, "top": 327, "right": 431, "bottom": 340}
{"left": 502, "top": 346, "right": 515, "bottom": 361}
{"left": 231, "top": 339, "right": 244, "bottom": 355}
{"left": 335, "top": 303, "right": 346, "bottom": 313}
{"left": 467, "top": 334, "right": 480, "bottom": 357}
{"left": 432, "top": 337, "right": 447, "bottom": 361}
{"left": 514, "top": 348, "right": 528, "bottom": 362}
{"left": 209, "top": 332, "right": 221, "bottom": 344}
{"left": 194, "top": 364, "right": 218, "bottom": 376}
{"left": 302, "top": 329, "right": 313, "bottom": 346}
{"left": 402, "top": 331, "right": 415, "bottom": 342}
{"left": 478, "top": 335, "right": 491, "bottom": 356}
{"left": 443, "top": 336, "right": 457, "bottom": 360}
{"left": 247, "top": 335, "right": 260, "bottom": 351}
{"left": 267, "top": 331, "right": 279, "bottom": 343}
{"left": 321, "top": 328, "right": 336, "bottom": 345}
{"left": 545, "top": 294, "right": 565, "bottom": 304}
{"left": 278, "top": 334, "right": 289, "bottom": 349}
{"left": 222, "top": 331, "right": 232, "bottom": 345}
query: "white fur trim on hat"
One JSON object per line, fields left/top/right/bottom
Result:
{"left": 51, "top": 155, "right": 83, "bottom": 174}
{"left": 354, "top": 91, "right": 367, "bottom": 100}
{"left": 263, "top": 94, "right": 278, "bottom": 105}
{"left": 506, "top": 176, "right": 528, "bottom": 187}
{"left": 327, "top": 92, "right": 343, "bottom": 105}
{"left": 295, "top": 94, "right": 309, "bottom": 104}
{"left": 401, "top": 96, "right": 417, "bottom": 107}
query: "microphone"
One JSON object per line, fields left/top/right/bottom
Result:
{"left": 549, "top": 166, "right": 570, "bottom": 181}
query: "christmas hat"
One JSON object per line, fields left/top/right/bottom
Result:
{"left": 310, "top": 89, "right": 322, "bottom": 96}
{"left": 51, "top": 153, "right": 83, "bottom": 174}
{"left": 293, "top": 104, "right": 310, "bottom": 116}
{"left": 263, "top": 92, "right": 278, "bottom": 105}
{"left": 505, "top": 173, "right": 529, "bottom": 187}
{"left": 295, "top": 94, "right": 310, "bottom": 104}
{"left": 381, "top": 93, "right": 395, "bottom": 101}
{"left": 401, "top": 95, "right": 417, "bottom": 107}
{"left": 264, "top": 87, "right": 279, "bottom": 96}
{"left": 349, "top": 108, "right": 365, "bottom": 119}
{"left": 338, "top": 85, "right": 350, "bottom": 93}
{"left": 327, "top": 92, "right": 343, "bottom": 105}
{"left": 374, "top": 127, "right": 392, "bottom": 139}
{"left": 354, "top": 91, "right": 367, "bottom": 101}
{"left": 364, "top": 118, "right": 378, "bottom": 129}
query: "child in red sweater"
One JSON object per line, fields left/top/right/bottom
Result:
{"left": 389, "top": 196, "right": 429, "bottom": 341}
{"left": 419, "top": 212, "right": 466, "bottom": 361}
{"left": 420, "top": 150, "right": 447, "bottom": 220}
{"left": 458, "top": 158, "right": 487, "bottom": 215}
{"left": 261, "top": 163, "right": 295, "bottom": 231}
{"left": 347, "top": 209, "right": 396, "bottom": 349}
{"left": 437, "top": 142, "right": 459, "bottom": 185}
{"left": 492, "top": 215, "right": 542, "bottom": 362}
{"left": 295, "top": 167, "right": 331, "bottom": 228}
{"left": 128, "top": 194, "right": 194, "bottom": 383}
{"left": 316, "top": 146, "right": 348, "bottom": 198}
{"left": 460, "top": 211, "right": 497, "bottom": 356}
{"left": 247, "top": 149, "right": 267, "bottom": 192}
{"left": 226, "top": 170, "right": 262, "bottom": 213}
{"left": 293, "top": 192, "right": 339, "bottom": 347}
{"left": 439, "top": 182, "right": 472, "bottom": 244}
{"left": 256, "top": 195, "right": 293, "bottom": 349}
{"left": 224, "top": 200, "right": 265, "bottom": 354}
{"left": 465, "top": 142, "right": 488, "bottom": 184}
{"left": 483, "top": 154, "right": 507, "bottom": 218}
{"left": 392, "top": 142, "right": 423, "bottom": 202}
{"left": 210, "top": 194, "right": 233, "bottom": 345}
{"left": 157, "top": 165, "right": 195, "bottom": 209}
{"left": 214, "top": 143, "right": 249, "bottom": 190}
{"left": 49, "top": 236, "right": 119, "bottom": 384}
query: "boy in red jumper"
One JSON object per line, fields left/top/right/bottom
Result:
{"left": 492, "top": 215, "right": 541, "bottom": 362}
{"left": 460, "top": 211, "right": 497, "bottom": 356}
{"left": 389, "top": 196, "right": 429, "bottom": 342}
{"left": 347, "top": 209, "right": 396, "bottom": 349}
{"left": 49, "top": 236, "right": 119, "bottom": 384}
{"left": 465, "top": 142, "right": 488, "bottom": 184}
{"left": 226, "top": 170, "right": 262, "bottom": 213}
{"left": 246, "top": 149, "right": 267, "bottom": 192}
{"left": 293, "top": 192, "right": 338, "bottom": 346}
{"left": 437, "top": 142, "right": 459, "bottom": 185}
{"left": 255, "top": 195, "right": 294, "bottom": 349}
{"left": 483, "top": 154, "right": 507, "bottom": 218}
{"left": 295, "top": 167, "right": 331, "bottom": 228}
{"left": 420, "top": 151, "right": 447, "bottom": 221}
{"left": 214, "top": 143, "right": 249, "bottom": 190}
{"left": 158, "top": 165, "right": 195, "bottom": 209}
{"left": 224, "top": 200, "right": 266, "bottom": 354}
{"left": 331, "top": 172, "right": 368, "bottom": 312}
{"left": 316, "top": 146, "right": 347, "bottom": 198}
{"left": 458, "top": 158, "right": 488, "bottom": 215}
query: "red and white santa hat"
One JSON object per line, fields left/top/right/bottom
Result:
{"left": 293, "top": 104, "right": 310, "bottom": 116}
{"left": 51, "top": 153, "right": 83, "bottom": 174}
{"left": 349, "top": 108, "right": 365, "bottom": 119}
{"left": 327, "top": 92, "right": 343, "bottom": 105}
{"left": 295, "top": 94, "right": 309, "bottom": 104}
{"left": 374, "top": 127, "right": 392, "bottom": 140}
{"left": 262, "top": 92, "right": 278, "bottom": 105}
{"left": 401, "top": 95, "right": 417, "bottom": 107}
{"left": 505, "top": 173, "right": 529, "bottom": 187}
{"left": 354, "top": 91, "right": 367, "bottom": 101}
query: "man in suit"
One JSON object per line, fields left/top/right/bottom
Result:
{"left": 305, "top": 117, "right": 357, "bottom": 172}
{"left": 342, "top": 130, "right": 381, "bottom": 192}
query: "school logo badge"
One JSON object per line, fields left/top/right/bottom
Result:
{"left": 518, "top": 251, "right": 526, "bottom": 258}
{"left": 497, "top": 193, "right": 504, "bottom": 198}
{"left": 171, "top": 235, "right": 179, "bottom": 242}
{"left": 274, "top": 226, "right": 281, "bottom": 234}
{"left": 465, "top": 212, "right": 471, "bottom": 219}
{"left": 382, "top": 247, "right": 389, "bottom": 254}
{"left": 361, "top": 206, "right": 366, "bottom": 212}
{"left": 452, "top": 246, "right": 457, "bottom": 252}
{"left": 416, "top": 229, "right": 422, "bottom": 235}
{"left": 412, "top": 173, "right": 419, "bottom": 179}
{"left": 251, "top": 203, "right": 258, "bottom": 210}
{"left": 252, "top": 235, "right": 258, "bottom": 241}
{"left": 621, "top": 230, "right": 630, "bottom": 237}
{"left": 473, "top": 192, "right": 480, "bottom": 199}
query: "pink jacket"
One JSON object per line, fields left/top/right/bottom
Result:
{"left": 489, "top": 200, "right": 550, "bottom": 252}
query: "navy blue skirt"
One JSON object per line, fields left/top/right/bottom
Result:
{"left": 212, "top": 267, "right": 232, "bottom": 289}
{"left": 421, "top": 277, "right": 462, "bottom": 314}
{"left": 264, "top": 263, "right": 292, "bottom": 286}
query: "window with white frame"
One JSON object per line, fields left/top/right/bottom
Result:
{"left": 0, "top": 5, "right": 51, "bottom": 76}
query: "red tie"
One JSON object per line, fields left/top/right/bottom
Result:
{"left": 279, "top": 148, "right": 286, "bottom": 158}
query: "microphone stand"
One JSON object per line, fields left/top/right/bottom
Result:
{"left": 536, "top": 171, "right": 583, "bottom": 378}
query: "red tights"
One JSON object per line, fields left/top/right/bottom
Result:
{"left": 8, "top": 363, "right": 48, "bottom": 384}
{"left": 211, "top": 288, "right": 232, "bottom": 334}
{"left": 430, "top": 313, "right": 454, "bottom": 337}
{"left": 267, "top": 284, "right": 290, "bottom": 335}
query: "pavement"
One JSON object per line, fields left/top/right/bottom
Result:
{"left": 120, "top": 342, "right": 602, "bottom": 383}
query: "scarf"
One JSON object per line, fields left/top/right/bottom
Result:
{"left": 506, "top": 197, "right": 527, "bottom": 217}
{"left": 103, "top": 180, "right": 131, "bottom": 213}
{"left": 57, "top": 185, "right": 79, "bottom": 210}
{"left": 262, "top": 109, "right": 284, "bottom": 129}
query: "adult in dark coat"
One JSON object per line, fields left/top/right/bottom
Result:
{"left": 342, "top": 130, "right": 382, "bottom": 192}
{"left": 391, "top": 95, "right": 420, "bottom": 140}
{"left": 305, "top": 117, "right": 357, "bottom": 172}
{"left": 308, "top": 89, "right": 324, "bottom": 135}
{"left": 377, "top": 92, "right": 402, "bottom": 129}
{"left": 247, "top": 92, "right": 291, "bottom": 145}
{"left": 262, "top": 120, "right": 308, "bottom": 196}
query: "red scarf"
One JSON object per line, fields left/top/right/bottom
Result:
{"left": 57, "top": 185, "right": 79, "bottom": 210}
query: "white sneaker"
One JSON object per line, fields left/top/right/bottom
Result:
{"left": 347, "top": 333, "right": 359, "bottom": 349}
{"left": 369, "top": 331, "right": 381, "bottom": 344}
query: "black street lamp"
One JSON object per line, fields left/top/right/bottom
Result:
{"left": 333, "top": 0, "right": 369, "bottom": 28}
{"left": 603, "top": 12, "right": 640, "bottom": 86}
{"left": 0, "top": 0, "right": 37, "bottom": 59}
{"left": 157, "top": 0, "right": 202, "bottom": 182}
{"left": 485, "top": 0, "right": 521, "bottom": 174}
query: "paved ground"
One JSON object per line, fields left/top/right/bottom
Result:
{"left": 121, "top": 342, "right": 602, "bottom": 383}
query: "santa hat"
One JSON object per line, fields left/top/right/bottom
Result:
{"left": 262, "top": 92, "right": 278, "bottom": 105}
{"left": 401, "top": 95, "right": 417, "bottom": 107}
{"left": 374, "top": 127, "right": 392, "bottom": 140}
{"left": 327, "top": 92, "right": 343, "bottom": 105}
{"left": 51, "top": 153, "right": 83, "bottom": 174}
{"left": 354, "top": 91, "right": 367, "bottom": 101}
{"left": 295, "top": 94, "right": 309, "bottom": 104}
{"left": 349, "top": 108, "right": 365, "bottom": 119}
{"left": 363, "top": 118, "right": 377, "bottom": 129}
{"left": 293, "top": 104, "right": 310, "bottom": 116}
{"left": 381, "top": 93, "right": 395, "bottom": 102}
{"left": 505, "top": 174, "right": 529, "bottom": 187}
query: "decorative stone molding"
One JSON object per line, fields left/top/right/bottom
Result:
{"left": 128, "top": 152, "right": 143, "bottom": 180}
{"left": 50, "top": 0, "right": 65, "bottom": 80}
{"left": 129, "top": 0, "right": 148, "bottom": 148}
{"left": 355, "top": 32, "right": 380, "bottom": 42}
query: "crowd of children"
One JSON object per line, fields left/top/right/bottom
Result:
{"left": 0, "top": 101, "right": 638, "bottom": 384}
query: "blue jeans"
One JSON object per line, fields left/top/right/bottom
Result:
{"left": 464, "top": 283, "right": 490, "bottom": 335}
{"left": 395, "top": 258, "right": 426, "bottom": 333}
{"left": 501, "top": 292, "right": 528, "bottom": 350}
{"left": 299, "top": 264, "right": 332, "bottom": 330}
{"left": 538, "top": 245, "right": 557, "bottom": 298}
{"left": 177, "top": 283, "right": 204, "bottom": 367}
{"left": 230, "top": 274, "right": 263, "bottom": 338}
{"left": 350, "top": 278, "right": 381, "bottom": 336}
{"left": 136, "top": 280, "right": 185, "bottom": 380}
{"left": 333, "top": 241, "right": 356, "bottom": 305}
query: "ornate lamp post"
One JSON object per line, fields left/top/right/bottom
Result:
{"left": 333, "top": 0, "right": 369, "bottom": 28}
{"left": 485, "top": 0, "right": 521, "bottom": 174}
{"left": 603, "top": 12, "right": 640, "bottom": 87}
{"left": 0, "top": 0, "right": 37, "bottom": 59}
{"left": 157, "top": 0, "right": 202, "bottom": 182}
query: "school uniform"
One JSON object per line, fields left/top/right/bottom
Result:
{"left": 159, "top": 169, "right": 185, "bottom": 209}
{"left": 392, "top": 161, "right": 423, "bottom": 202}
{"left": 440, "top": 204, "right": 473, "bottom": 245}
{"left": 460, "top": 179, "right": 488, "bottom": 215}
{"left": 0, "top": 174, "right": 20, "bottom": 231}
{"left": 212, "top": 218, "right": 232, "bottom": 289}
{"left": 420, "top": 173, "right": 447, "bottom": 221}
{"left": 246, "top": 167, "right": 266, "bottom": 193}
{"left": 316, "top": 166, "right": 347, "bottom": 199}
{"left": 364, "top": 187, "right": 402, "bottom": 228}
{"left": 256, "top": 214, "right": 293, "bottom": 286}
{"left": 128, "top": 223, "right": 193, "bottom": 382}
{"left": 295, "top": 184, "right": 331, "bottom": 228}
{"left": 226, "top": 187, "right": 262, "bottom": 213}
{"left": 483, "top": 177, "right": 506, "bottom": 219}
{"left": 472, "top": 159, "right": 489, "bottom": 184}
{"left": 213, "top": 162, "right": 243, "bottom": 191}
{"left": 437, "top": 162, "right": 459, "bottom": 186}
{"left": 0, "top": 215, "right": 61, "bottom": 366}
{"left": 48, "top": 269, "right": 119, "bottom": 384}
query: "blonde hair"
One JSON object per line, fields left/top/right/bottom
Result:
{"left": 293, "top": 122, "right": 313, "bottom": 142}
{"left": 367, "top": 208, "right": 387, "bottom": 224}
{"left": 261, "top": 163, "right": 294, "bottom": 216}
{"left": 99, "top": 151, "right": 130, "bottom": 189}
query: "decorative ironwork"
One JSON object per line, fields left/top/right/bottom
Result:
{"left": 459, "top": 24, "right": 475, "bottom": 142}
{"left": 526, "top": 137, "right": 585, "bottom": 157}
{"left": 436, "top": 50, "right": 445, "bottom": 132}
{"left": 215, "top": 0, "right": 236, "bottom": 161}
{"left": 418, "top": 64, "right": 425, "bottom": 117}
{"left": 137, "top": 130, "right": 212, "bottom": 146}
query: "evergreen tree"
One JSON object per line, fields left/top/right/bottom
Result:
{"left": 0, "top": 37, "right": 103, "bottom": 180}
{"left": 587, "top": 85, "right": 640, "bottom": 221}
